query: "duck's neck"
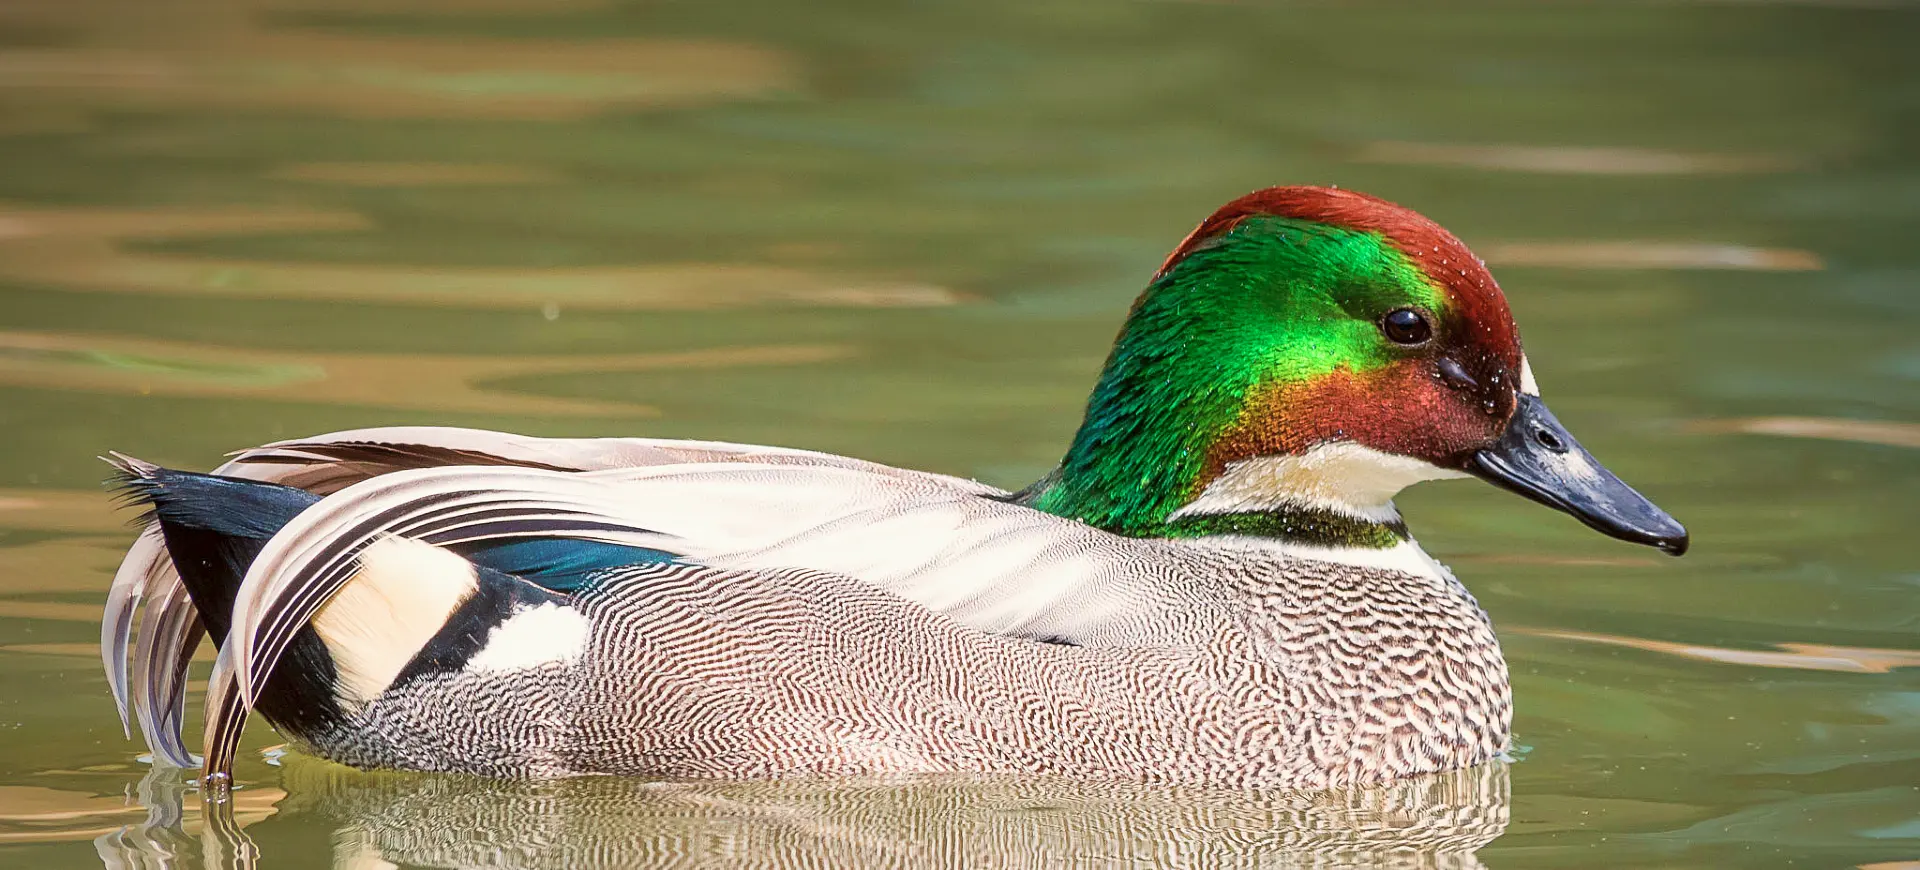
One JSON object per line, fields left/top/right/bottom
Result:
{"left": 1159, "top": 506, "right": 1408, "bottom": 548}
{"left": 1021, "top": 451, "right": 1414, "bottom": 551}
{"left": 1016, "top": 296, "right": 1416, "bottom": 550}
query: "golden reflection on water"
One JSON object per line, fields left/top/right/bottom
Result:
{"left": 0, "top": 490, "right": 124, "bottom": 534}
{"left": 1350, "top": 141, "right": 1795, "bottom": 175}
{"left": 0, "top": 0, "right": 797, "bottom": 121}
{"left": 1448, "top": 552, "right": 1667, "bottom": 569}
{"left": 1481, "top": 241, "right": 1824, "bottom": 271}
{"left": 0, "top": 601, "right": 113, "bottom": 622}
{"left": 0, "top": 204, "right": 961, "bottom": 311}
{"left": 0, "top": 331, "right": 855, "bottom": 416}
{"left": 0, "top": 779, "right": 280, "bottom": 846}
{"left": 250, "top": 0, "right": 615, "bottom": 11}
{"left": 0, "top": 786, "right": 146, "bottom": 845}
{"left": 1695, "top": 416, "right": 1920, "bottom": 450}
{"left": 1523, "top": 628, "right": 1920, "bottom": 675}
{"left": 1, "top": 643, "right": 212, "bottom": 662}
{"left": 0, "top": 205, "right": 372, "bottom": 242}
{"left": 0, "top": 539, "right": 121, "bottom": 596}
{"left": 268, "top": 162, "right": 565, "bottom": 186}
{"left": 0, "top": 36, "right": 796, "bottom": 120}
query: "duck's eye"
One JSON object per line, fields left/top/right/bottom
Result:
{"left": 1380, "top": 308, "right": 1432, "bottom": 345}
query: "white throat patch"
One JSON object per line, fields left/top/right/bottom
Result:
{"left": 1270, "top": 538, "right": 1461, "bottom": 585}
{"left": 1169, "top": 442, "right": 1468, "bottom": 523}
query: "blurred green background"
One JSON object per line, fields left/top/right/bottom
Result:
{"left": 0, "top": 1, "right": 1916, "bottom": 867}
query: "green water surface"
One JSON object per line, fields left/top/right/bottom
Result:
{"left": 0, "top": 1, "right": 1916, "bottom": 867}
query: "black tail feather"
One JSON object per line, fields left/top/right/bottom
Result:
{"left": 106, "top": 455, "right": 322, "bottom": 540}
{"left": 106, "top": 456, "right": 345, "bottom": 735}
{"left": 105, "top": 458, "right": 320, "bottom": 641}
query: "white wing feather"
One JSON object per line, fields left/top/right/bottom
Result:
{"left": 108, "top": 426, "right": 1212, "bottom": 768}
{"left": 203, "top": 463, "right": 1228, "bottom": 783}
{"left": 105, "top": 426, "right": 989, "bottom": 754}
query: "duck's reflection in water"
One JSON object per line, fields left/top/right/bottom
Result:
{"left": 100, "top": 758, "right": 1509, "bottom": 870}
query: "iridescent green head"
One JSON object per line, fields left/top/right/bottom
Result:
{"left": 1023, "top": 186, "right": 1687, "bottom": 555}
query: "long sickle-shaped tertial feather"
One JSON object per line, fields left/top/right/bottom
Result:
{"left": 102, "top": 468, "right": 208, "bottom": 768}
{"left": 101, "top": 526, "right": 162, "bottom": 738}
{"left": 131, "top": 582, "right": 204, "bottom": 768}
{"left": 105, "top": 426, "right": 940, "bottom": 765}
{"left": 200, "top": 466, "right": 683, "bottom": 787}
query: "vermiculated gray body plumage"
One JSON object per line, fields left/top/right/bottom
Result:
{"left": 298, "top": 538, "right": 1508, "bottom": 789}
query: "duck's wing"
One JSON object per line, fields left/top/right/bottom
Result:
{"left": 224, "top": 426, "right": 998, "bottom": 494}
{"left": 524, "top": 462, "right": 1221, "bottom": 646}
{"left": 193, "top": 464, "right": 1221, "bottom": 785}
{"left": 102, "top": 426, "right": 996, "bottom": 765}
{"left": 107, "top": 428, "right": 1216, "bottom": 767}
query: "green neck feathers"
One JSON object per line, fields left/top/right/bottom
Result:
{"left": 1019, "top": 216, "right": 1446, "bottom": 548}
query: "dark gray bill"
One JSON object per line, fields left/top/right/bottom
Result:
{"left": 1467, "top": 394, "right": 1690, "bottom": 556}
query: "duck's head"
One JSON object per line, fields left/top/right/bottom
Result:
{"left": 1025, "top": 185, "right": 1688, "bottom": 556}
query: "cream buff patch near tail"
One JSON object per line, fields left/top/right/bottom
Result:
{"left": 313, "top": 536, "right": 478, "bottom": 707}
